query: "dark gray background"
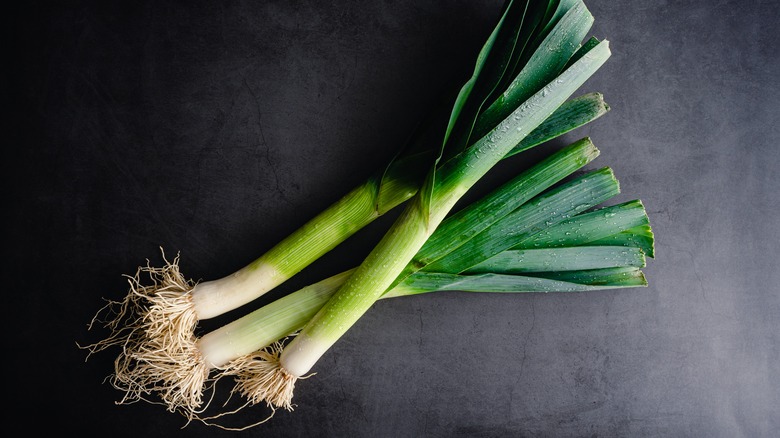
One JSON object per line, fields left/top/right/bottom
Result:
{"left": 6, "top": 1, "right": 779, "bottom": 436}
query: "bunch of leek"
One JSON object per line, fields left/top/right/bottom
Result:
{"left": 106, "top": 136, "right": 653, "bottom": 428}
{"left": 83, "top": 0, "right": 609, "bottom": 413}
{"left": 83, "top": 0, "right": 655, "bottom": 425}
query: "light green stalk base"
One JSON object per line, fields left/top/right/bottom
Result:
{"left": 191, "top": 181, "right": 383, "bottom": 319}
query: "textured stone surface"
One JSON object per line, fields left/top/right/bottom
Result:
{"left": 7, "top": 1, "right": 779, "bottom": 436}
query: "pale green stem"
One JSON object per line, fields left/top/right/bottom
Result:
{"left": 190, "top": 181, "right": 382, "bottom": 319}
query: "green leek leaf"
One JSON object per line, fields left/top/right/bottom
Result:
{"left": 506, "top": 92, "right": 609, "bottom": 158}
{"left": 425, "top": 166, "right": 620, "bottom": 273}
{"left": 464, "top": 246, "right": 646, "bottom": 274}
{"left": 527, "top": 266, "right": 647, "bottom": 286}
{"left": 589, "top": 224, "right": 655, "bottom": 258}
{"left": 386, "top": 268, "right": 646, "bottom": 298}
{"left": 514, "top": 199, "right": 649, "bottom": 249}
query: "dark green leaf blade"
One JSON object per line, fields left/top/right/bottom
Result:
{"left": 385, "top": 269, "right": 646, "bottom": 298}
{"left": 414, "top": 137, "right": 599, "bottom": 267}
{"left": 472, "top": 0, "right": 595, "bottom": 141}
{"left": 464, "top": 246, "right": 646, "bottom": 274}
{"left": 589, "top": 224, "right": 655, "bottom": 258}
{"left": 425, "top": 166, "right": 620, "bottom": 274}
{"left": 506, "top": 92, "right": 610, "bottom": 158}
{"left": 513, "top": 200, "right": 649, "bottom": 249}
{"left": 527, "top": 266, "right": 648, "bottom": 287}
